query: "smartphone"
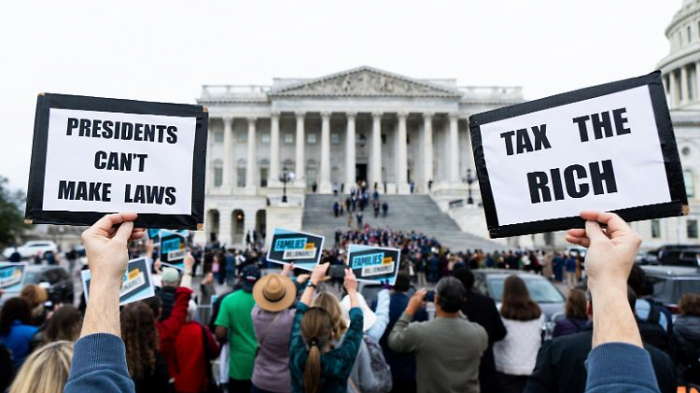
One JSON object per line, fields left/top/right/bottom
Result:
{"left": 327, "top": 264, "right": 346, "bottom": 280}
{"left": 423, "top": 290, "right": 435, "bottom": 303}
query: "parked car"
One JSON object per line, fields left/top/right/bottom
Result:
{"left": 636, "top": 250, "right": 659, "bottom": 265}
{"left": 472, "top": 269, "right": 565, "bottom": 320}
{"left": 2, "top": 240, "right": 58, "bottom": 260}
{"left": 641, "top": 265, "right": 700, "bottom": 314}
{"left": 655, "top": 244, "right": 700, "bottom": 267}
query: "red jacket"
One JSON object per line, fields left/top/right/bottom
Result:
{"left": 172, "top": 322, "right": 221, "bottom": 393}
{"left": 158, "top": 286, "right": 193, "bottom": 373}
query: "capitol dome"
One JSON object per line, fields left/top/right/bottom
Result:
{"left": 658, "top": 0, "right": 700, "bottom": 110}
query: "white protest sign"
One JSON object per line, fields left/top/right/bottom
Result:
{"left": 470, "top": 72, "right": 687, "bottom": 238}
{"left": 25, "top": 93, "right": 208, "bottom": 230}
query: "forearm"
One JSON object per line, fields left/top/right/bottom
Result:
{"left": 590, "top": 279, "right": 642, "bottom": 348}
{"left": 180, "top": 272, "right": 192, "bottom": 289}
{"left": 81, "top": 278, "right": 122, "bottom": 337}
{"left": 388, "top": 313, "right": 415, "bottom": 352}
{"left": 348, "top": 289, "right": 359, "bottom": 308}
{"left": 300, "top": 285, "right": 315, "bottom": 305}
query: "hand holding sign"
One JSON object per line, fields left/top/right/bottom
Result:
{"left": 566, "top": 211, "right": 641, "bottom": 289}
{"left": 82, "top": 212, "right": 144, "bottom": 283}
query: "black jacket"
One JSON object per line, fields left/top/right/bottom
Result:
{"left": 671, "top": 315, "right": 700, "bottom": 384}
{"left": 461, "top": 290, "right": 507, "bottom": 393}
{"left": 524, "top": 324, "right": 675, "bottom": 393}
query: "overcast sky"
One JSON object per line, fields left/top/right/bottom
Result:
{"left": 0, "top": 0, "right": 683, "bottom": 191}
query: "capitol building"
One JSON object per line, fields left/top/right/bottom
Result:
{"left": 196, "top": 0, "right": 700, "bottom": 250}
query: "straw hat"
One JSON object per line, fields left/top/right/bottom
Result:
{"left": 253, "top": 274, "right": 297, "bottom": 312}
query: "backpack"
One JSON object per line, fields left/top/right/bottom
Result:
{"left": 360, "top": 336, "right": 393, "bottom": 393}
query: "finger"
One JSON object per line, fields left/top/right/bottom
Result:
{"left": 88, "top": 213, "right": 127, "bottom": 237}
{"left": 567, "top": 228, "right": 586, "bottom": 238}
{"left": 345, "top": 268, "right": 356, "bottom": 279}
{"left": 565, "top": 234, "right": 590, "bottom": 248}
{"left": 585, "top": 220, "right": 607, "bottom": 242}
{"left": 129, "top": 229, "right": 145, "bottom": 242}
{"left": 415, "top": 288, "right": 427, "bottom": 298}
{"left": 114, "top": 221, "right": 135, "bottom": 243}
{"left": 320, "top": 262, "right": 330, "bottom": 272}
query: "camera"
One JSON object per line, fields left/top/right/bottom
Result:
{"left": 423, "top": 290, "right": 435, "bottom": 303}
{"left": 327, "top": 264, "right": 346, "bottom": 280}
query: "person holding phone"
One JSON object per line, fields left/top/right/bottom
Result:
{"left": 389, "top": 277, "right": 487, "bottom": 393}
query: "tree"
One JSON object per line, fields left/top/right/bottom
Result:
{"left": 0, "top": 176, "right": 27, "bottom": 248}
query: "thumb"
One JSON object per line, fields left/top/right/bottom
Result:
{"left": 114, "top": 221, "right": 135, "bottom": 244}
{"left": 585, "top": 220, "right": 607, "bottom": 243}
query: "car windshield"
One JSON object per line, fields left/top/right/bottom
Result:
{"left": 488, "top": 277, "right": 564, "bottom": 303}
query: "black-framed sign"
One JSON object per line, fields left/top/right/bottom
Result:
{"left": 81, "top": 257, "right": 155, "bottom": 305}
{"left": 470, "top": 71, "right": 687, "bottom": 238}
{"left": 348, "top": 245, "right": 401, "bottom": 285}
{"left": 266, "top": 228, "right": 325, "bottom": 271}
{"left": 25, "top": 93, "right": 208, "bottom": 230}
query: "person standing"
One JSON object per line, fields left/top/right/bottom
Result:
{"left": 356, "top": 212, "right": 363, "bottom": 228}
{"left": 250, "top": 268, "right": 298, "bottom": 393}
{"left": 8, "top": 341, "right": 73, "bottom": 393}
{"left": 389, "top": 277, "right": 487, "bottom": 393}
{"left": 565, "top": 253, "right": 577, "bottom": 288}
{"left": 493, "top": 275, "right": 545, "bottom": 393}
{"left": 552, "top": 252, "right": 564, "bottom": 283}
{"left": 552, "top": 289, "right": 588, "bottom": 338}
{"left": 382, "top": 201, "right": 388, "bottom": 217}
{"left": 453, "top": 268, "right": 507, "bottom": 393}
{"left": 671, "top": 293, "right": 700, "bottom": 385}
{"left": 121, "top": 302, "right": 170, "bottom": 393}
{"left": 215, "top": 265, "right": 261, "bottom": 392}
{"left": 0, "top": 298, "right": 38, "bottom": 369}
{"left": 333, "top": 201, "right": 340, "bottom": 218}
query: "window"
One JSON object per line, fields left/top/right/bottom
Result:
{"left": 307, "top": 133, "right": 317, "bottom": 144}
{"left": 237, "top": 168, "right": 246, "bottom": 187}
{"left": 214, "top": 166, "right": 223, "bottom": 187}
{"left": 685, "top": 169, "right": 695, "bottom": 198}
{"left": 331, "top": 133, "right": 340, "bottom": 145}
{"left": 381, "top": 134, "right": 387, "bottom": 144}
{"left": 687, "top": 219, "right": 698, "bottom": 239}
{"left": 214, "top": 132, "right": 224, "bottom": 143}
{"left": 689, "top": 25, "right": 693, "bottom": 43}
{"left": 651, "top": 219, "right": 661, "bottom": 239}
{"left": 306, "top": 168, "right": 317, "bottom": 188}
{"left": 260, "top": 168, "right": 268, "bottom": 188}
{"left": 238, "top": 132, "right": 247, "bottom": 143}
{"left": 407, "top": 134, "right": 411, "bottom": 145}
{"left": 261, "top": 133, "right": 270, "bottom": 144}
{"left": 284, "top": 133, "right": 294, "bottom": 144}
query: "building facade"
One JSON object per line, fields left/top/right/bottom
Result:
{"left": 197, "top": 66, "right": 522, "bottom": 246}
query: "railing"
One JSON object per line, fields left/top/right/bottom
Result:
{"left": 200, "top": 85, "right": 272, "bottom": 99}
{"left": 457, "top": 86, "right": 523, "bottom": 99}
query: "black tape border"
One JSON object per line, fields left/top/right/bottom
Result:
{"left": 469, "top": 71, "right": 687, "bottom": 239}
{"left": 25, "top": 93, "right": 208, "bottom": 230}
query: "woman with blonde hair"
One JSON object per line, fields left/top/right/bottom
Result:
{"left": 289, "top": 263, "right": 363, "bottom": 393}
{"left": 9, "top": 340, "right": 73, "bottom": 393}
{"left": 19, "top": 284, "right": 48, "bottom": 326}
{"left": 312, "top": 291, "right": 348, "bottom": 340}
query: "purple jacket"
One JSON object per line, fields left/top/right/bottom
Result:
{"left": 553, "top": 318, "right": 589, "bottom": 338}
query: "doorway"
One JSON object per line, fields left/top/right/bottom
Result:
{"left": 356, "top": 164, "right": 367, "bottom": 183}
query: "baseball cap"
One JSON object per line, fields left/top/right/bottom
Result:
{"left": 240, "top": 265, "right": 261, "bottom": 292}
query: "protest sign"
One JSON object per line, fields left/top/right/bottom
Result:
{"left": 160, "top": 229, "right": 188, "bottom": 270}
{"left": 266, "top": 228, "right": 324, "bottom": 271}
{"left": 0, "top": 263, "right": 27, "bottom": 292}
{"left": 25, "top": 93, "right": 208, "bottom": 230}
{"left": 81, "top": 257, "right": 154, "bottom": 305}
{"left": 470, "top": 71, "right": 687, "bottom": 238}
{"left": 347, "top": 245, "right": 401, "bottom": 285}
{"left": 147, "top": 229, "right": 162, "bottom": 243}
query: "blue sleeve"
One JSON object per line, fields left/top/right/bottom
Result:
{"left": 64, "top": 333, "right": 135, "bottom": 393}
{"left": 585, "top": 343, "right": 660, "bottom": 393}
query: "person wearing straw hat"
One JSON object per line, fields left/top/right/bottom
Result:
{"left": 250, "top": 268, "right": 298, "bottom": 393}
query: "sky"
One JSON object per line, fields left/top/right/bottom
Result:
{"left": 0, "top": 0, "right": 683, "bottom": 191}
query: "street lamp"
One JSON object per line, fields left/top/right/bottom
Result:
{"left": 466, "top": 168, "right": 475, "bottom": 205}
{"left": 279, "top": 170, "right": 295, "bottom": 203}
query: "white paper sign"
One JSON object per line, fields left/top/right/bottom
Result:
{"left": 42, "top": 108, "right": 196, "bottom": 214}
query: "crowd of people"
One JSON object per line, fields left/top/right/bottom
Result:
{"left": 0, "top": 211, "right": 699, "bottom": 392}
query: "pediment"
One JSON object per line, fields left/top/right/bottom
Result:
{"left": 269, "top": 66, "right": 462, "bottom": 98}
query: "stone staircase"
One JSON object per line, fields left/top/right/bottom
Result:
{"left": 302, "top": 194, "right": 501, "bottom": 252}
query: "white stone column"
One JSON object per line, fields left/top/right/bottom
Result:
{"left": 371, "top": 112, "right": 383, "bottom": 188}
{"left": 319, "top": 112, "right": 332, "bottom": 194}
{"left": 345, "top": 112, "right": 357, "bottom": 188}
{"left": 206, "top": 124, "right": 214, "bottom": 190}
{"left": 245, "top": 116, "right": 257, "bottom": 193}
{"left": 295, "top": 111, "right": 305, "bottom": 187}
{"left": 681, "top": 65, "right": 689, "bottom": 104}
{"left": 422, "top": 112, "right": 434, "bottom": 193}
{"left": 448, "top": 113, "right": 460, "bottom": 184}
{"left": 396, "top": 112, "right": 409, "bottom": 194}
{"left": 268, "top": 111, "right": 280, "bottom": 187}
{"left": 670, "top": 70, "right": 679, "bottom": 108}
{"left": 219, "top": 210, "right": 233, "bottom": 246}
{"left": 222, "top": 116, "right": 234, "bottom": 192}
